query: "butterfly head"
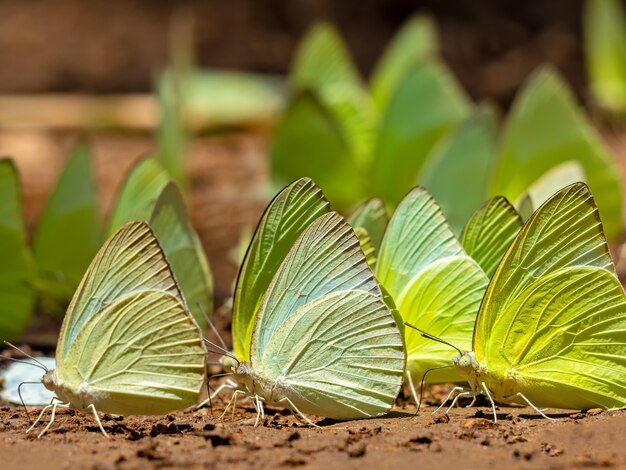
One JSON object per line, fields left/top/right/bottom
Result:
{"left": 220, "top": 355, "right": 239, "bottom": 374}
{"left": 453, "top": 352, "right": 480, "bottom": 375}
{"left": 41, "top": 370, "right": 57, "bottom": 392}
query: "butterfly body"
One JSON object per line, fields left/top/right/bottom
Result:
{"left": 232, "top": 363, "right": 292, "bottom": 410}
{"left": 41, "top": 370, "right": 101, "bottom": 412}
{"left": 454, "top": 352, "right": 530, "bottom": 407}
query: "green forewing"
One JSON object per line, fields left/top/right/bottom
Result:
{"left": 107, "top": 158, "right": 169, "bottom": 236}
{"left": 149, "top": 182, "right": 213, "bottom": 328}
{"left": 33, "top": 143, "right": 101, "bottom": 311}
{"left": 490, "top": 68, "right": 623, "bottom": 240}
{"left": 420, "top": 106, "right": 499, "bottom": 234}
{"left": 370, "top": 15, "right": 438, "bottom": 111}
{"left": 58, "top": 222, "right": 183, "bottom": 359}
{"left": 583, "top": 0, "right": 626, "bottom": 115}
{"left": 270, "top": 92, "right": 366, "bottom": 211}
{"left": 373, "top": 62, "right": 470, "bottom": 206}
{"left": 377, "top": 187, "right": 465, "bottom": 296}
{"left": 353, "top": 227, "right": 378, "bottom": 271}
{"left": 155, "top": 72, "right": 186, "bottom": 189}
{"left": 461, "top": 197, "right": 522, "bottom": 278}
{"left": 520, "top": 161, "right": 586, "bottom": 212}
{"left": 291, "top": 23, "right": 364, "bottom": 95}
{"left": 232, "top": 178, "right": 330, "bottom": 360}
{"left": 0, "top": 159, "right": 35, "bottom": 340}
{"left": 348, "top": 198, "right": 389, "bottom": 252}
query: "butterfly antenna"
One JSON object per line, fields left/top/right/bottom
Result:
{"left": 416, "top": 365, "right": 454, "bottom": 414}
{"left": 17, "top": 381, "right": 43, "bottom": 423}
{"left": 2, "top": 342, "right": 49, "bottom": 372}
{"left": 202, "top": 338, "right": 239, "bottom": 365}
{"left": 403, "top": 323, "right": 463, "bottom": 355}
{"left": 202, "top": 338, "right": 231, "bottom": 356}
{"left": 198, "top": 303, "right": 229, "bottom": 353}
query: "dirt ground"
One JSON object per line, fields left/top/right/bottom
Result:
{"left": 0, "top": 394, "right": 624, "bottom": 470}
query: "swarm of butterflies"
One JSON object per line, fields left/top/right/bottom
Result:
{"left": 3, "top": 162, "right": 626, "bottom": 437}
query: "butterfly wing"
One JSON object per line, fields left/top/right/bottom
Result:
{"left": 251, "top": 212, "right": 404, "bottom": 418}
{"left": 474, "top": 183, "right": 626, "bottom": 409}
{"left": 33, "top": 143, "right": 101, "bottom": 312}
{"left": 349, "top": 197, "right": 389, "bottom": 252}
{"left": 59, "top": 289, "right": 205, "bottom": 415}
{"left": 461, "top": 197, "right": 522, "bottom": 278}
{"left": 57, "top": 221, "right": 183, "bottom": 359}
{"left": 0, "top": 159, "right": 35, "bottom": 340}
{"left": 106, "top": 158, "right": 169, "bottom": 236}
{"left": 149, "top": 182, "right": 213, "bottom": 328}
{"left": 232, "top": 177, "right": 330, "bottom": 361}
{"left": 377, "top": 187, "right": 488, "bottom": 383}
{"left": 260, "top": 291, "right": 405, "bottom": 419}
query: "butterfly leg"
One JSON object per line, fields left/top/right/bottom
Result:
{"left": 444, "top": 391, "right": 473, "bottom": 415}
{"left": 253, "top": 395, "right": 265, "bottom": 427}
{"left": 25, "top": 401, "right": 53, "bottom": 434}
{"left": 507, "top": 392, "right": 556, "bottom": 421}
{"left": 196, "top": 380, "right": 237, "bottom": 410}
{"left": 88, "top": 404, "right": 110, "bottom": 438}
{"left": 432, "top": 386, "right": 465, "bottom": 414}
{"left": 218, "top": 390, "right": 246, "bottom": 421}
{"left": 465, "top": 396, "right": 477, "bottom": 408}
{"left": 481, "top": 382, "right": 497, "bottom": 423}
{"left": 276, "top": 397, "right": 320, "bottom": 428}
{"left": 37, "top": 401, "right": 59, "bottom": 438}
{"left": 405, "top": 370, "right": 420, "bottom": 408}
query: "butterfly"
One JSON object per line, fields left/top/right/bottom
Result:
{"left": 213, "top": 178, "right": 405, "bottom": 424}
{"left": 375, "top": 187, "right": 489, "bottom": 403}
{"left": 30, "top": 221, "right": 207, "bottom": 437}
{"left": 437, "top": 183, "right": 626, "bottom": 421}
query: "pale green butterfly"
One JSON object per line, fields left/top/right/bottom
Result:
{"left": 375, "top": 187, "right": 488, "bottom": 403}
{"left": 30, "top": 221, "right": 206, "bottom": 437}
{"left": 215, "top": 179, "right": 405, "bottom": 424}
{"left": 445, "top": 183, "right": 626, "bottom": 421}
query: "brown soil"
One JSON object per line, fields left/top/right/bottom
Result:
{"left": 0, "top": 397, "right": 624, "bottom": 469}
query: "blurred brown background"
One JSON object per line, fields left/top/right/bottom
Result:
{"left": 0, "top": 0, "right": 586, "bottom": 104}
{"left": 1, "top": 0, "right": 620, "bottom": 306}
